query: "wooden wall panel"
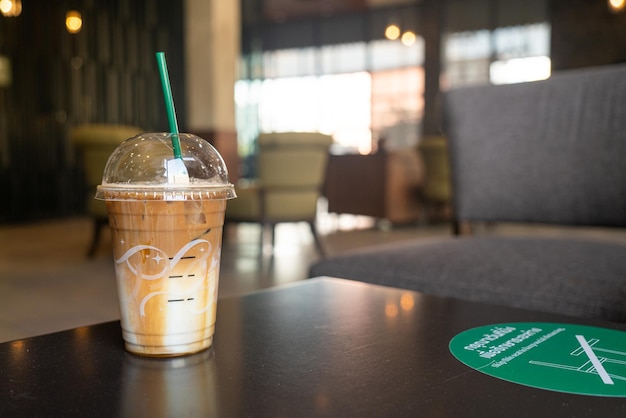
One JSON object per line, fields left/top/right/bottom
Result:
{"left": 0, "top": 0, "right": 184, "bottom": 222}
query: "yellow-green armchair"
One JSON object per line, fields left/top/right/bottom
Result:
{"left": 70, "top": 124, "right": 143, "bottom": 257}
{"left": 418, "top": 135, "right": 452, "bottom": 221}
{"left": 226, "top": 132, "right": 333, "bottom": 256}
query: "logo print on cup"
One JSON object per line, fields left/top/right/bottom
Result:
{"left": 115, "top": 239, "right": 216, "bottom": 316}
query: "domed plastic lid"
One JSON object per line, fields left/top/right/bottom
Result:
{"left": 96, "top": 132, "right": 236, "bottom": 201}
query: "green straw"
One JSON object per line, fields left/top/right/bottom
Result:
{"left": 156, "top": 51, "right": 182, "bottom": 159}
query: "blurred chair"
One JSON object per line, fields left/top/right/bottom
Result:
{"left": 226, "top": 132, "right": 333, "bottom": 256}
{"left": 417, "top": 135, "right": 452, "bottom": 222}
{"left": 70, "top": 124, "right": 143, "bottom": 257}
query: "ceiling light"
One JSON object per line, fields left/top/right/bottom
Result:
{"left": 66, "top": 11, "right": 82, "bottom": 34}
{"left": 385, "top": 24, "right": 400, "bottom": 41}
{"left": 0, "top": 0, "right": 22, "bottom": 17}
{"left": 608, "top": 0, "right": 625, "bottom": 13}
{"left": 401, "top": 31, "right": 416, "bottom": 47}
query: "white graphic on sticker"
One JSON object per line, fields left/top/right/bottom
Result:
{"left": 115, "top": 239, "right": 217, "bottom": 317}
{"left": 529, "top": 335, "right": 626, "bottom": 384}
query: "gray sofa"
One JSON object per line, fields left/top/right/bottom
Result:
{"left": 310, "top": 64, "right": 626, "bottom": 322}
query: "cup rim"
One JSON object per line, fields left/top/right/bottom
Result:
{"left": 95, "top": 183, "right": 236, "bottom": 201}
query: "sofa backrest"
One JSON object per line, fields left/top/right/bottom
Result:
{"left": 444, "top": 64, "right": 626, "bottom": 228}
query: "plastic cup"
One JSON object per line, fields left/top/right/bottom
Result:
{"left": 96, "top": 132, "right": 236, "bottom": 357}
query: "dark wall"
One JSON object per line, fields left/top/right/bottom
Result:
{"left": 550, "top": 0, "right": 626, "bottom": 71}
{"left": 241, "top": 3, "right": 420, "bottom": 55}
{"left": 0, "top": 0, "right": 185, "bottom": 223}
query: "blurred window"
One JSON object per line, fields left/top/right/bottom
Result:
{"left": 237, "top": 22, "right": 550, "bottom": 161}
{"left": 443, "top": 23, "right": 551, "bottom": 88}
{"left": 237, "top": 39, "right": 423, "bottom": 157}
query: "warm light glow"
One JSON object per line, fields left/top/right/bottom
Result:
{"left": 11, "top": 340, "right": 24, "bottom": 350}
{"left": 0, "top": 0, "right": 22, "bottom": 17}
{"left": 401, "top": 31, "right": 416, "bottom": 47}
{"left": 385, "top": 303, "right": 399, "bottom": 318}
{"left": 66, "top": 11, "right": 83, "bottom": 34}
{"left": 608, "top": 0, "right": 625, "bottom": 12}
{"left": 400, "top": 293, "right": 415, "bottom": 311}
{"left": 10, "top": 340, "right": 25, "bottom": 362}
{"left": 74, "top": 326, "right": 90, "bottom": 339}
{"left": 385, "top": 24, "right": 400, "bottom": 41}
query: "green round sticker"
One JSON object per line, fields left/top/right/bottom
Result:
{"left": 449, "top": 322, "right": 626, "bottom": 397}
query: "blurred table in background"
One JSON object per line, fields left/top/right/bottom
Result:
{"left": 323, "top": 151, "right": 423, "bottom": 225}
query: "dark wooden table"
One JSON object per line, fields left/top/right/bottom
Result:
{"left": 2, "top": 277, "right": 626, "bottom": 417}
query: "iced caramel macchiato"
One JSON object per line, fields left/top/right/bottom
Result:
{"left": 96, "top": 133, "right": 235, "bottom": 357}
{"left": 106, "top": 197, "right": 226, "bottom": 356}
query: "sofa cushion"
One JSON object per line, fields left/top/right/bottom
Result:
{"left": 309, "top": 236, "right": 626, "bottom": 322}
